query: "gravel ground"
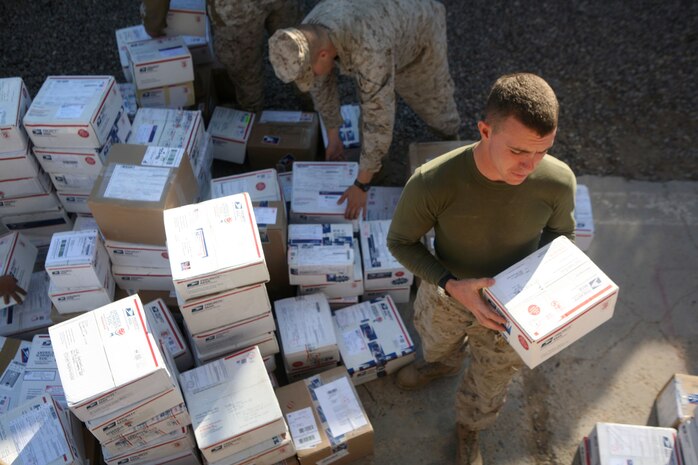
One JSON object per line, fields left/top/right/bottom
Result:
{"left": 1, "top": 0, "right": 695, "bottom": 184}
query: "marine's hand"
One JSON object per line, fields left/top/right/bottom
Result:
{"left": 0, "top": 275, "right": 27, "bottom": 306}
{"left": 338, "top": 185, "right": 367, "bottom": 220}
{"left": 445, "top": 277, "right": 507, "bottom": 331}
{"left": 325, "top": 128, "right": 345, "bottom": 161}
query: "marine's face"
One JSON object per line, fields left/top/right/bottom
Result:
{"left": 479, "top": 116, "right": 556, "bottom": 185}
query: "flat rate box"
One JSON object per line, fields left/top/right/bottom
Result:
{"left": 0, "top": 231, "right": 39, "bottom": 310}
{"left": 247, "top": 111, "right": 319, "bottom": 172}
{"left": 208, "top": 107, "right": 256, "bottom": 164}
{"left": 44, "top": 229, "right": 109, "bottom": 289}
{"left": 112, "top": 264, "right": 174, "bottom": 292}
{"left": 655, "top": 373, "right": 698, "bottom": 428}
{"left": 166, "top": 0, "right": 207, "bottom": 36}
{"left": 0, "top": 145, "right": 42, "bottom": 180}
{"left": 575, "top": 184, "right": 595, "bottom": 251}
{"left": 23, "top": 76, "right": 123, "bottom": 149}
{"left": 48, "top": 271, "right": 115, "bottom": 314}
{"left": 127, "top": 36, "right": 194, "bottom": 91}
{"left": 179, "top": 346, "right": 286, "bottom": 463}
{"left": 211, "top": 168, "right": 283, "bottom": 202}
{"left": 127, "top": 107, "right": 205, "bottom": 164}
{"left": 164, "top": 192, "right": 269, "bottom": 301}
{"left": 360, "top": 220, "right": 414, "bottom": 290}
{"left": 0, "top": 272, "right": 53, "bottom": 339}
{"left": 587, "top": 422, "right": 681, "bottom": 465}
{"left": 188, "top": 310, "right": 276, "bottom": 354}
{"left": 483, "top": 236, "right": 619, "bottom": 369}
{"left": 290, "top": 161, "right": 358, "bottom": 224}
{"left": 144, "top": 298, "right": 193, "bottom": 372}
{"left": 0, "top": 77, "right": 32, "bottom": 154}
{"left": 298, "top": 242, "right": 364, "bottom": 298}
{"left": 48, "top": 295, "right": 176, "bottom": 421}
{"left": 105, "top": 239, "right": 170, "bottom": 268}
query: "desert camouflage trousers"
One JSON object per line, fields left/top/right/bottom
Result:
{"left": 413, "top": 281, "right": 524, "bottom": 430}
{"left": 207, "top": 0, "right": 301, "bottom": 112}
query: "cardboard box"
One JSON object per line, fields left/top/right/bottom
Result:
{"left": 290, "top": 162, "right": 358, "bottom": 226}
{"left": 366, "top": 186, "right": 403, "bottom": 221}
{"left": 678, "top": 418, "right": 698, "bottom": 465}
{"left": 128, "top": 36, "right": 194, "bottom": 90}
{"left": 119, "top": 82, "right": 138, "bottom": 120}
{"left": 73, "top": 214, "right": 99, "bottom": 231}
{"left": 45, "top": 229, "right": 109, "bottom": 289}
{"left": 254, "top": 200, "right": 293, "bottom": 301}
{"left": 179, "top": 346, "right": 286, "bottom": 462}
{"left": 275, "top": 294, "right": 339, "bottom": 374}
{"left": 34, "top": 145, "right": 113, "bottom": 176}
{"left": 208, "top": 107, "right": 255, "bottom": 164}
{"left": 18, "top": 334, "right": 65, "bottom": 409}
{"left": 189, "top": 310, "right": 276, "bottom": 354}
{"left": 192, "top": 330, "right": 279, "bottom": 365}
{"left": 0, "top": 77, "right": 32, "bottom": 154}
{"left": 177, "top": 281, "right": 270, "bottom": 334}
{"left": 575, "top": 184, "right": 594, "bottom": 251}
{"left": 298, "top": 242, "right": 364, "bottom": 298}
{"left": 655, "top": 373, "right": 698, "bottom": 428}
{"left": 327, "top": 295, "right": 360, "bottom": 310}
{"left": 0, "top": 272, "right": 53, "bottom": 338}
{"left": 483, "top": 236, "right": 619, "bottom": 369}
{"left": 587, "top": 423, "right": 680, "bottom": 464}
{"left": 0, "top": 170, "right": 51, "bottom": 199}
{"left": 0, "top": 146, "right": 41, "bottom": 180}
{"left": 103, "top": 427, "right": 196, "bottom": 465}
{"left": 0, "top": 396, "right": 84, "bottom": 465}
{"left": 288, "top": 223, "right": 354, "bottom": 286}
{"left": 0, "top": 231, "right": 39, "bottom": 310}
{"left": 88, "top": 143, "right": 199, "bottom": 245}
{"left": 360, "top": 220, "right": 413, "bottom": 290}
{"left": 112, "top": 264, "right": 174, "bottom": 291}
{"left": 0, "top": 191, "right": 61, "bottom": 216}
{"left": 407, "top": 140, "right": 470, "bottom": 176}
{"left": 362, "top": 286, "right": 411, "bottom": 304}
{"left": 57, "top": 191, "right": 92, "bottom": 214}
{"left": 49, "top": 270, "right": 115, "bottom": 315}
{"left": 211, "top": 168, "right": 282, "bottom": 202}
{"left": 0, "top": 336, "right": 32, "bottom": 414}
{"left": 23, "top": 76, "right": 123, "bottom": 149}
{"left": 127, "top": 107, "right": 205, "bottom": 164}
{"left": 136, "top": 80, "right": 196, "bottom": 108}
{"left": 277, "top": 170, "right": 292, "bottom": 215}
{"left": 247, "top": 111, "right": 319, "bottom": 172}
{"left": 105, "top": 239, "right": 170, "bottom": 268}
{"left": 48, "top": 295, "right": 176, "bottom": 421}
{"left": 0, "top": 208, "right": 73, "bottom": 248}
{"left": 48, "top": 171, "right": 99, "bottom": 193}
{"left": 166, "top": 0, "right": 207, "bottom": 36}
{"left": 333, "top": 296, "right": 415, "bottom": 385}
{"left": 209, "top": 433, "right": 295, "bottom": 465}
{"left": 164, "top": 192, "right": 269, "bottom": 301}
{"left": 144, "top": 298, "right": 193, "bottom": 372}
{"left": 115, "top": 25, "right": 152, "bottom": 82}
{"left": 99, "top": 403, "right": 190, "bottom": 456}
{"left": 275, "top": 366, "right": 373, "bottom": 465}
{"left": 192, "top": 131, "right": 212, "bottom": 202}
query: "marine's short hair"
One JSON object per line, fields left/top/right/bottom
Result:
{"left": 485, "top": 73, "right": 559, "bottom": 136}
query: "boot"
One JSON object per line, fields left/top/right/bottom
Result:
{"left": 395, "top": 360, "right": 460, "bottom": 391}
{"left": 456, "top": 424, "right": 483, "bottom": 465}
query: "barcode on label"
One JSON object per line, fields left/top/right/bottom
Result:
{"left": 298, "top": 425, "right": 314, "bottom": 434}
{"left": 299, "top": 434, "right": 318, "bottom": 444}
{"left": 58, "top": 239, "right": 67, "bottom": 257}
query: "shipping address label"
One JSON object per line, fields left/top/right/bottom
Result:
{"left": 103, "top": 164, "right": 169, "bottom": 202}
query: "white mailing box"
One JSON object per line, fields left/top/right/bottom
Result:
{"left": 0, "top": 273, "right": 53, "bottom": 338}
{"left": 290, "top": 161, "right": 358, "bottom": 225}
{"left": 360, "top": 220, "right": 413, "bottom": 290}
{"left": 211, "top": 168, "right": 282, "bottom": 202}
{"left": 0, "top": 77, "right": 31, "bottom": 154}
{"left": 588, "top": 423, "right": 680, "bottom": 465}
{"left": 1, "top": 208, "right": 73, "bottom": 245}
{"left": 176, "top": 282, "right": 271, "bottom": 334}
{"left": 56, "top": 191, "right": 92, "bottom": 214}
{"left": 119, "top": 82, "right": 138, "bottom": 119}
{"left": 0, "top": 396, "right": 84, "bottom": 465}
{"left": 166, "top": 0, "right": 207, "bottom": 36}
{"left": 208, "top": 107, "right": 255, "bottom": 164}
{"left": 275, "top": 293, "right": 339, "bottom": 374}
{"left": 144, "top": 298, "right": 193, "bottom": 372}
{"left": 48, "top": 295, "right": 176, "bottom": 421}
{"left": 49, "top": 271, "right": 115, "bottom": 314}
{"left": 194, "top": 132, "right": 213, "bottom": 201}
{"left": 34, "top": 144, "right": 112, "bottom": 176}
{"left": 277, "top": 171, "right": 292, "bottom": 215}
{"left": 0, "top": 231, "right": 38, "bottom": 310}
{"left": 184, "top": 22, "right": 214, "bottom": 65}
{"left": 164, "top": 192, "right": 269, "bottom": 300}
{"left": 112, "top": 264, "right": 174, "bottom": 292}
{"left": 189, "top": 310, "right": 276, "bottom": 354}
{"left": 180, "top": 346, "right": 285, "bottom": 462}
{"left": 655, "top": 373, "right": 698, "bottom": 428}
{"left": 678, "top": 419, "right": 698, "bottom": 465}
{"left": 575, "top": 184, "right": 594, "bottom": 251}
{"left": 128, "top": 36, "right": 194, "bottom": 90}
{"left": 328, "top": 295, "right": 359, "bottom": 310}
{"left": 45, "top": 229, "right": 110, "bottom": 289}
{"left": 128, "top": 107, "right": 205, "bottom": 164}
{"left": 0, "top": 191, "right": 61, "bottom": 216}
{"left": 99, "top": 403, "right": 190, "bottom": 456}
{"left": 333, "top": 295, "right": 416, "bottom": 386}
{"left": 210, "top": 433, "right": 294, "bottom": 465}
{"left": 103, "top": 427, "right": 196, "bottom": 465}
{"left": 192, "top": 330, "right": 279, "bottom": 365}
{"left": 23, "top": 76, "right": 123, "bottom": 149}
{"left": 0, "top": 337, "right": 31, "bottom": 415}
{"left": 136, "top": 81, "right": 195, "bottom": 109}
{"left": 366, "top": 186, "right": 403, "bottom": 220}
{"left": 287, "top": 223, "right": 354, "bottom": 285}
{"left": 105, "top": 240, "right": 169, "bottom": 268}
{"left": 0, "top": 146, "right": 41, "bottom": 180}
{"left": 48, "top": 172, "right": 98, "bottom": 193}
{"left": 298, "top": 242, "right": 364, "bottom": 298}
{"left": 362, "top": 286, "right": 411, "bottom": 304}
{"left": 319, "top": 103, "right": 361, "bottom": 149}
{"left": 0, "top": 170, "right": 51, "bottom": 198}
{"left": 19, "top": 334, "right": 65, "bottom": 408}
{"left": 116, "top": 25, "right": 152, "bottom": 82}
{"left": 483, "top": 236, "right": 618, "bottom": 369}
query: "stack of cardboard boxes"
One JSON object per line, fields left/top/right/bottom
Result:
{"left": 49, "top": 295, "right": 196, "bottom": 465}
{"left": 25, "top": 76, "right": 131, "bottom": 216}
{"left": 0, "top": 77, "right": 74, "bottom": 245}
{"left": 164, "top": 193, "right": 280, "bottom": 368}
{"left": 44, "top": 229, "right": 115, "bottom": 315}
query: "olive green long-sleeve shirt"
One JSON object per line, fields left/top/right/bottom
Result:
{"left": 387, "top": 144, "right": 576, "bottom": 285}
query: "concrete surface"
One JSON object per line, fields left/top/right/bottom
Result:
{"left": 351, "top": 175, "right": 698, "bottom": 464}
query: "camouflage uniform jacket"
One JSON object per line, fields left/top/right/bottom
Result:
{"left": 304, "top": 0, "right": 448, "bottom": 174}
